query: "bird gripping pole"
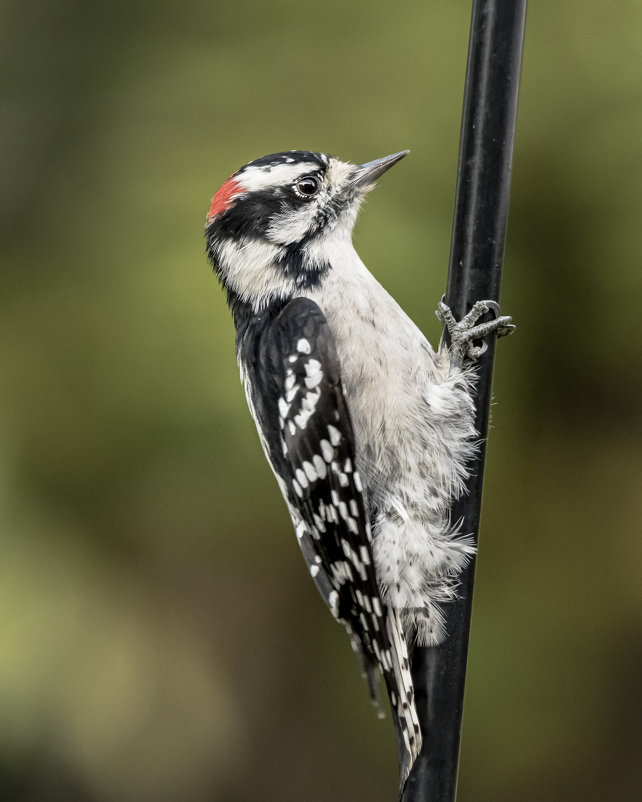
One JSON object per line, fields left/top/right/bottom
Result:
{"left": 402, "top": 1, "right": 527, "bottom": 800}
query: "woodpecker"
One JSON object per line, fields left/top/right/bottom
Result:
{"left": 204, "top": 149, "right": 513, "bottom": 785}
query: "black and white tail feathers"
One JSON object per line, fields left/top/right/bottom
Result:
{"left": 350, "top": 609, "right": 421, "bottom": 789}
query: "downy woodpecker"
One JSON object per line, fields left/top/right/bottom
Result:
{"left": 204, "top": 150, "right": 513, "bottom": 783}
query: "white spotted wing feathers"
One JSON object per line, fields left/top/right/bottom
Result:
{"left": 247, "top": 297, "right": 421, "bottom": 782}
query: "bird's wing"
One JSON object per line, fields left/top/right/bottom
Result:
{"left": 247, "top": 296, "right": 420, "bottom": 785}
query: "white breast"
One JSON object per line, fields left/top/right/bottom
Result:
{"left": 303, "top": 239, "right": 476, "bottom": 520}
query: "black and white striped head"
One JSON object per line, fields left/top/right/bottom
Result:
{"left": 205, "top": 149, "right": 408, "bottom": 311}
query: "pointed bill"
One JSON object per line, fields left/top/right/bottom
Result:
{"left": 351, "top": 150, "right": 410, "bottom": 190}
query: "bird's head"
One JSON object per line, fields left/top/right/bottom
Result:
{"left": 205, "top": 149, "right": 408, "bottom": 312}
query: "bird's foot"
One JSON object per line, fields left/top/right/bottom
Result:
{"left": 436, "top": 296, "right": 515, "bottom": 365}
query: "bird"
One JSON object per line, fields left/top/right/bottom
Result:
{"left": 204, "top": 149, "right": 513, "bottom": 787}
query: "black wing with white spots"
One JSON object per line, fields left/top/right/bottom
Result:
{"left": 244, "top": 297, "right": 420, "bottom": 785}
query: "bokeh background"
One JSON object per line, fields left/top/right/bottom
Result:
{"left": 2, "top": 1, "right": 641, "bottom": 800}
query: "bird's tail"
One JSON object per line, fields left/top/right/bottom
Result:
{"left": 385, "top": 607, "right": 421, "bottom": 794}
{"left": 349, "top": 610, "right": 421, "bottom": 794}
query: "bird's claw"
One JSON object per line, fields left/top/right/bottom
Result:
{"left": 436, "top": 296, "right": 515, "bottom": 365}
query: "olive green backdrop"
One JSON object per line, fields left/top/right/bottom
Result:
{"left": 1, "top": 1, "right": 640, "bottom": 800}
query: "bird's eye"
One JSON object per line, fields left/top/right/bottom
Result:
{"left": 294, "top": 176, "right": 320, "bottom": 199}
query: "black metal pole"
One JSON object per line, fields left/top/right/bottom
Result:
{"left": 402, "top": 2, "right": 527, "bottom": 800}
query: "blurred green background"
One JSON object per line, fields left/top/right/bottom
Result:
{"left": 1, "top": 1, "right": 641, "bottom": 800}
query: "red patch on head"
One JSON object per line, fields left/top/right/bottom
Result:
{"left": 207, "top": 177, "right": 241, "bottom": 220}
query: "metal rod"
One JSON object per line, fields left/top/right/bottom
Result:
{"left": 402, "top": 1, "right": 527, "bottom": 800}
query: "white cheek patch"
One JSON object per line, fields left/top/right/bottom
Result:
{"left": 267, "top": 202, "right": 321, "bottom": 245}
{"left": 238, "top": 162, "right": 319, "bottom": 193}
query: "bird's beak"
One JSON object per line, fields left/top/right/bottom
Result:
{"left": 351, "top": 150, "right": 410, "bottom": 190}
